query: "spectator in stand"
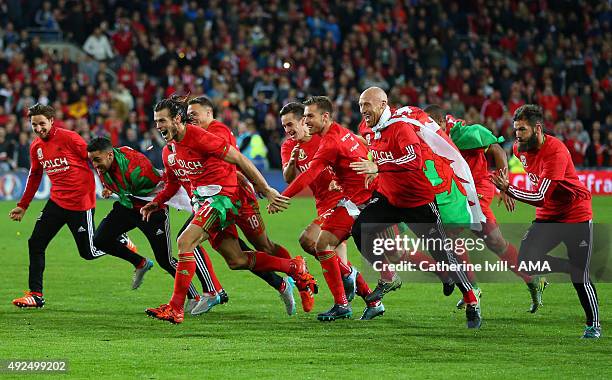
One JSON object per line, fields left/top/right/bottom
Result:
{"left": 13, "top": 131, "right": 30, "bottom": 169}
{"left": 481, "top": 90, "right": 505, "bottom": 123}
{"left": 586, "top": 130, "right": 605, "bottom": 168}
{"left": 237, "top": 119, "right": 269, "bottom": 171}
{"left": 83, "top": 27, "right": 114, "bottom": 62}
{"left": 34, "top": 1, "right": 59, "bottom": 30}
{"left": 0, "top": 127, "right": 14, "bottom": 170}
{"left": 539, "top": 85, "right": 561, "bottom": 121}
{"left": 0, "top": 0, "right": 609, "bottom": 170}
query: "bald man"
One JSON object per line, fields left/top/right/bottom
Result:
{"left": 350, "top": 87, "right": 482, "bottom": 329}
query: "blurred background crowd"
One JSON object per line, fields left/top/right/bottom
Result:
{"left": 0, "top": 0, "right": 610, "bottom": 172}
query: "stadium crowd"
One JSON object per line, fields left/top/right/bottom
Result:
{"left": 0, "top": 0, "right": 611, "bottom": 171}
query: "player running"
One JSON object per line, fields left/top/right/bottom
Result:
{"left": 492, "top": 104, "right": 600, "bottom": 339}
{"left": 350, "top": 87, "right": 482, "bottom": 328}
{"left": 279, "top": 102, "right": 348, "bottom": 313}
{"left": 10, "top": 104, "right": 150, "bottom": 309}
{"left": 86, "top": 137, "right": 220, "bottom": 314}
{"left": 185, "top": 96, "right": 298, "bottom": 315}
{"left": 425, "top": 104, "right": 547, "bottom": 313}
{"left": 269, "top": 96, "right": 383, "bottom": 321}
{"left": 140, "top": 96, "right": 316, "bottom": 324}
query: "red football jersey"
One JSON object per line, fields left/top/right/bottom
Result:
{"left": 510, "top": 135, "right": 592, "bottom": 222}
{"left": 369, "top": 118, "right": 435, "bottom": 208}
{"left": 447, "top": 115, "right": 495, "bottom": 198}
{"left": 18, "top": 126, "right": 95, "bottom": 211}
{"left": 154, "top": 124, "right": 236, "bottom": 203}
{"left": 155, "top": 144, "right": 188, "bottom": 207}
{"left": 281, "top": 134, "right": 344, "bottom": 214}
{"left": 358, "top": 119, "right": 374, "bottom": 146}
{"left": 283, "top": 122, "right": 372, "bottom": 206}
{"left": 208, "top": 120, "right": 258, "bottom": 205}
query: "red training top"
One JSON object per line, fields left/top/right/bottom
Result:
{"left": 19, "top": 126, "right": 95, "bottom": 211}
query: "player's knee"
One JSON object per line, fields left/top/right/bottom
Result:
{"left": 226, "top": 255, "right": 248, "bottom": 270}
{"left": 315, "top": 237, "right": 332, "bottom": 253}
{"left": 299, "top": 233, "right": 316, "bottom": 255}
{"left": 485, "top": 235, "right": 506, "bottom": 254}
{"left": 28, "top": 236, "right": 44, "bottom": 254}
{"left": 177, "top": 234, "right": 196, "bottom": 254}
{"left": 252, "top": 237, "right": 274, "bottom": 254}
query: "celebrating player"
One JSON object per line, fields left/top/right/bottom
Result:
{"left": 425, "top": 104, "right": 547, "bottom": 312}
{"left": 140, "top": 96, "right": 316, "bottom": 324}
{"left": 86, "top": 137, "right": 220, "bottom": 314}
{"left": 185, "top": 96, "right": 297, "bottom": 315}
{"left": 349, "top": 87, "right": 482, "bottom": 328}
{"left": 270, "top": 96, "right": 383, "bottom": 321}
{"left": 10, "top": 104, "right": 150, "bottom": 309}
{"left": 492, "top": 104, "right": 600, "bottom": 339}
{"left": 280, "top": 102, "right": 348, "bottom": 313}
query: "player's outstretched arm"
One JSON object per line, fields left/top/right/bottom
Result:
{"left": 491, "top": 170, "right": 557, "bottom": 208}
{"left": 350, "top": 158, "right": 378, "bottom": 174}
{"left": 223, "top": 146, "right": 290, "bottom": 212}
{"left": 9, "top": 206, "right": 25, "bottom": 222}
{"left": 16, "top": 148, "right": 44, "bottom": 213}
{"left": 487, "top": 144, "right": 515, "bottom": 212}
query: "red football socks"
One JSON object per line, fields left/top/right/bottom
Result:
{"left": 273, "top": 244, "right": 292, "bottom": 260}
{"left": 336, "top": 258, "right": 372, "bottom": 298}
{"left": 169, "top": 252, "right": 197, "bottom": 311}
{"left": 316, "top": 250, "right": 347, "bottom": 305}
{"left": 246, "top": 251, "right": 291, "bottom": 274}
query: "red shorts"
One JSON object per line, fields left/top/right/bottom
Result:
{"left": 191, "top": 200, "right": 239, "bottom": 250}
{"left": 319, "top": 206, "right": 356, "bottom": 241}
{"left": 478, "top": 191, "right": 498, "bottom": 235}
{"left": 236, "top": 199, "right": 266, "bottom": 239}
{"left": 312, "top": 207, "right": 334, "bottom": 227}
{"left": 235, "top": 177, "right": 265, "bottom": 238}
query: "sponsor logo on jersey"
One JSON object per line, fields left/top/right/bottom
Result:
{"left": 177, "top": 158, "right": 203, "bottom": 170}
{"left": 371, "top": 150, "right": 394, "bottom": 161}
{"left": 41, "top": 157, "right": 69, "bottom": 170}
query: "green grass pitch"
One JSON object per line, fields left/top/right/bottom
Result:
{"left": 1, "top": 197, "right": 610, "bottom": 379}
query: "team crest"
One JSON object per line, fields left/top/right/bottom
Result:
{"left": 298, "top": 149, "right": 307, "bottom": 161}
{"left": 168, "top": 153, "right": 176, "bottom": 166}
{"left": 37, "top": 148, "right": 43, "bottom": 160}
{"left": 519, "top": 154, "right": 528, "bottom": 168}
{"left": 366, "top": 134, "right": 371, "bottom": 145}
